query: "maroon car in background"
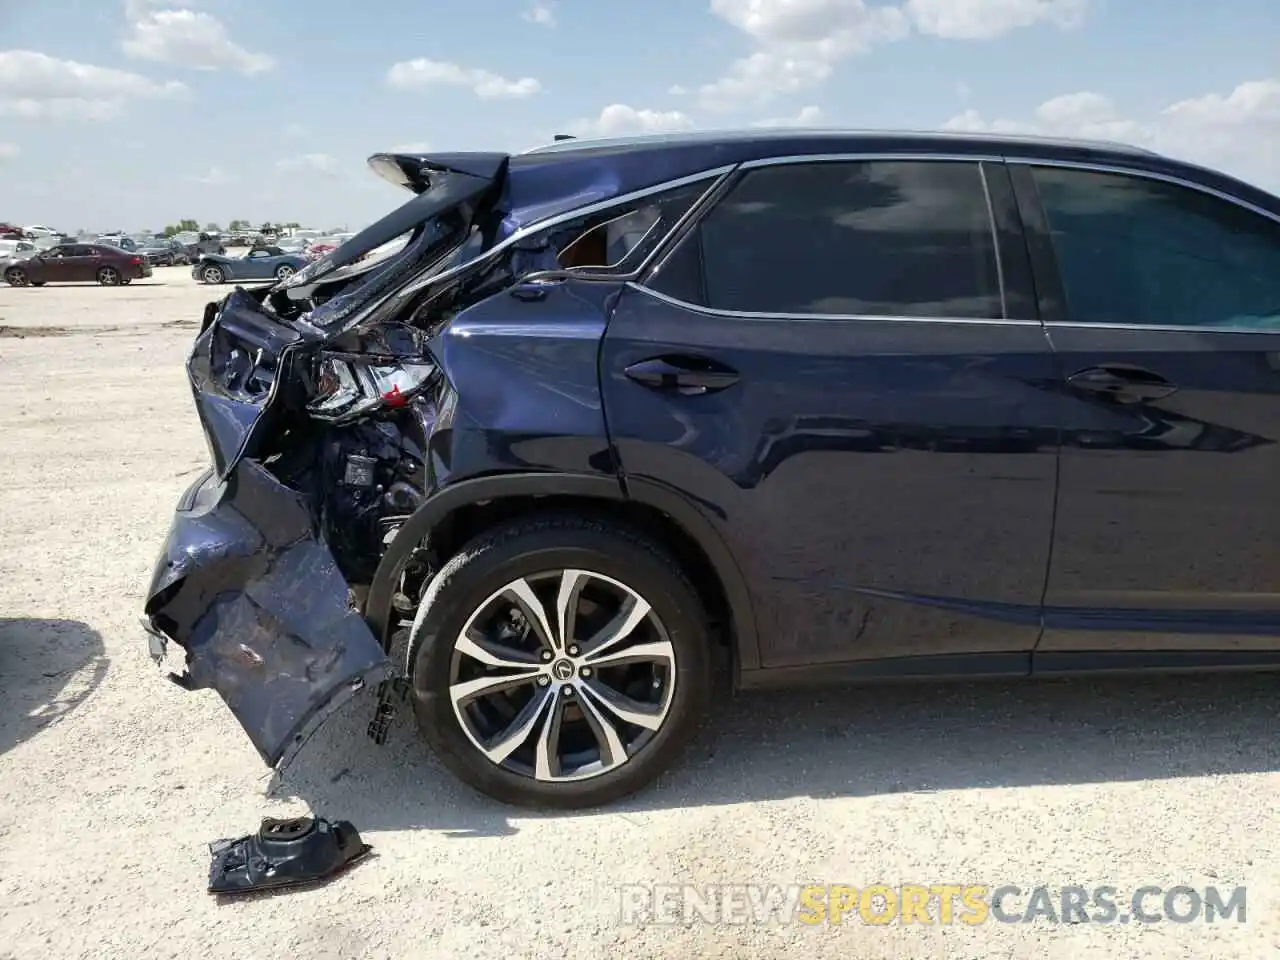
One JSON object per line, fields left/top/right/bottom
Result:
{"left": 1, "top": 242, "right": 153, "bottom": 286}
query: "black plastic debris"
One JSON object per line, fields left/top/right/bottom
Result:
{"left": 208, "top": 816, "right": 372, "bottom": 895}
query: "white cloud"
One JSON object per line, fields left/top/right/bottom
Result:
{"left": 276, "top": 154, "right": 344, "bottom": 176}
{"left": 751, "top": 104, "right": 824, "bottom": 126}
{"left": 0, "top": 143, "right": 18, "bottom": 159}
{"left": 0, "top": 49, "right": 186, "bottom": 120}
{"left": 187, "top": 166, "right": 234, "bottom": 185}
{"left": 122, "top": 5, "right": 275, "bottom": 74}
{"left": 566, "top": 103, "right": 696, "bottom": 138}
{"left": 903, "top": 0, "right": 1088, "bottom": 39}
{"left": 388, "top": 141, "right": 433, "bottom": 153}
{"left": 942, "top": 78, "right": 1280, "bottom": 192}
{"left": 668, "top": 84, "right": 688, "bottom": 96}
{"left": 387, "top": 58, "right": 541, "bottom": 99}
{"left": 700, "top": 0, "right": 1089, "bottom": 109}
{"left": 699, "top": 51, "right": 837, "bottom": 110}
{"left": 700, "top": 0, "right": 910, "bottom": 108}
{"left": 521, "top": 2, "right": 557, "bottom": 26}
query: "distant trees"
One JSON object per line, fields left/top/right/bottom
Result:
{"left": 162, "top": 219, "right": 200, "bottom": 236}
{"left": 155, "top": 218, "right": 314, "bottom": 237}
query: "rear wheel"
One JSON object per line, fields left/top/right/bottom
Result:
{"left": 274, "top": 264, "right": 296, "bottom": 281}
{"left": 201, "top": 264, "right": 225, "bottom": 284}
{"left": 97, "top": 266, "right": 121, "bottom": 286}
{"left": 4, "top": 267, "right": 28, "bottom": 287}
{"left": 406, "top": 514, "right": 713, "bottom": 809}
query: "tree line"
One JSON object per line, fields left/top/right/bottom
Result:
{"left": 158, "top": 219, "right": 305, "bottom": 237}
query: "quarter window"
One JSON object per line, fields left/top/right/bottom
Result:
{"left": 647, "top": 160, "right": 1003, "bottom": 319}
{"left": 552, "top": 181, "right": 707, "bottom": 273}
{"left": 1031, "top": 167, "right": 1280, "bottom": 330}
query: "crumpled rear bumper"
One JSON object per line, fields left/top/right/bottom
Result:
{"left": 143, "top": 459, "right": 392, "bottom": 768}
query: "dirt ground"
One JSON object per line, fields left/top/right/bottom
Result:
{"left": 1, "top": 270, "right": 1278, "bottom": 959}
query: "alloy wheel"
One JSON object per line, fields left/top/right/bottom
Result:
{"left": 98, "top": 267, "right": 119, "bottom": 286}
{"left": 4, "top": 269, "right": 27, "bottom": 287}
{"left": 275, "top": 264, "right": 295, "bottom": 280}
{"left": 448, "top": 568, "right": 676, "bottom": 783}
{"left": 202, "top": 266, "right": 223, "bottom": 284}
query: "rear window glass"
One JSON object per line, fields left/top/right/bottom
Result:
{"left": 649, "top": 160, "right": 1002, "bottom": 319}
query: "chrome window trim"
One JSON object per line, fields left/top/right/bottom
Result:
{"left": 626, "top": 282, "right": 1041, "bottom": 327}
{"left": 739, "top": 152, "right": 1006, "bottom": 169}
{"left": 1043, "top": 320, "right": 1280, "bottom": 335}
{"left": 631, "top": 150, "right": 1280, "bottom": 332}
{"left": 1002, "top": 156, "right": 1280, "bottom": 227}
{"left": 390, "top": 164, "right": 739, "bottom": 303}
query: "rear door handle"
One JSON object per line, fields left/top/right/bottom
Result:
{"left": 624, "top": 356, "right": 739, "bottom": 395}
{"left": 1067, "top": 364, "right": 1179, "bottom": 403}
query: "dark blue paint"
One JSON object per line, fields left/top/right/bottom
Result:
{"left": 426, "top": 278, "right": 621, "bottom": 485}
{"left": 145, "top": 461, "right": 392, "bottom": 767}
{"left": 600, "top": 287, "right": 1060, "bottom": 666}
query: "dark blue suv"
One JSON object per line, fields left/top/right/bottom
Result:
{"left": 143, "top": 130, "right": 1280, "bottom": 808}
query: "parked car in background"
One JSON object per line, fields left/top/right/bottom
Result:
{"left": 0, "top": 238, "right": 38, "bottom": 260}
{"left": 137, "top": 237, "right": 190, "bottom": 266}
{"left": 25, "top": 225, "right": 58, "bottom": 240}
{"left": 304, "top": 236, "right": 341, "bottom": 261}
{"left": 191, "top": 244, "right": 307, "bottom": 284}
{"left": 276, "top": 235, "right": 311, "bottom": 254}
{"left": 0, "top": 223, "right": 27, "bottom": 239}
{"left": 96, "top": 234, "right": 138, "bottom": 252}
{"left": 3, "top": 242, "right": 151, "bottom": 286}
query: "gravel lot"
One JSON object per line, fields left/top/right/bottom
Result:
{"left": 1, "top": 270, "right": 1278, "bottom": 959}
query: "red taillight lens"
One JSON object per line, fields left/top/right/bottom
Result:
{"left": 129, "top": 256, "right": 142, "bottom": 265}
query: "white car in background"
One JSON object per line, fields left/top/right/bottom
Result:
{"left": 0, "top": 238, "right": 38, "bottom": 260}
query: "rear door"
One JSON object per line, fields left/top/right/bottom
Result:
{"left": 601, "top": 157, "right": 1061, "bottom": 672}
{"left": 64, "top": 244, "right": 99, "bottom": 281}
{"left": 82, "top": 245, "right": 112, "bottom": 280}
{"left": 1009, "top": 163, "right": 1280, "bottom": 664}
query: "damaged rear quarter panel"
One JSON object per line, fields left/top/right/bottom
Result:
{"left": 146, "top": 460, "right": 392, "bottom": 767}
{"left": 426, "top": 277, "right": 622, "bottom": 486}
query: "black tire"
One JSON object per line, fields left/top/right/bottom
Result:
{"left": 274, "top": 264, "right": 295, "bottom": 281}
{"left": 406, "top": 514, "right": 712, "bottom": 809}
{"left": 4, "top": 267, "right": 27, "bottom": 287}
{"left": 30, "top": 281, "right": 45, "bottom": 287}
{"left": 97, "top": 266, "right": 121, "bottom": 286}
{"left": 200, "top": 263, "right": 225, "bottom": 284}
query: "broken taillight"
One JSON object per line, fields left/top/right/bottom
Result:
{"left": 306, "top": 354, "right": 435, "bottom": 424}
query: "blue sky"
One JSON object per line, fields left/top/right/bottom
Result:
{"left": 1, "top": 0, "right": 1277, "bottom": 233}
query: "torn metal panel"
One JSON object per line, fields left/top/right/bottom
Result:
{"left": 145, "top": 460, "right": 392, "bottom": 767}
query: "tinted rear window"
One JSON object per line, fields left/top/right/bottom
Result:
{"left": 649, "top": 160, "right": 1003, "bottom": 319}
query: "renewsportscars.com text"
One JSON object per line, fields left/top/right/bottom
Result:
{"left": 617, "top": 883, "right": 1247, "bottom": 926}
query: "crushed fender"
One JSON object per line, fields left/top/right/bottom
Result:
{"left": 208, "top": 816, "right": 372, "bottom": 896}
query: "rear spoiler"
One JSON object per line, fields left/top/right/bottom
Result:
{"left": 275, "top": 151, "right": 509, "bottom": 297}
{"left": 367, "top": 151, "right": 510, "bottom": 195}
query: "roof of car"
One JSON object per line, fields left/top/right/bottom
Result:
{"left": 510, "top": 126, "right": 1278, "bottom": 215}
{"left": 521, "top": 127, "right": 1161, "bottom": 160}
